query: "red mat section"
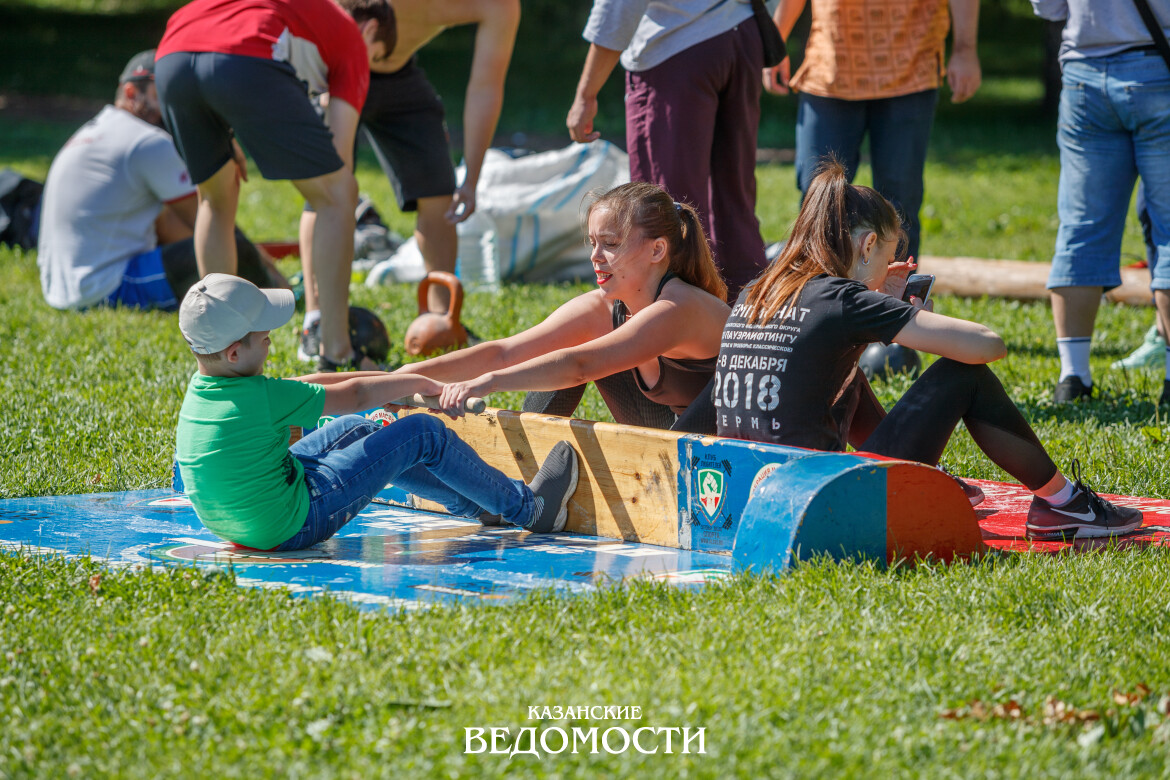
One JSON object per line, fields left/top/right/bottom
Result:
{"left": 259, "top": 241, "right": 300, "bottom": 259}
{"left": 973, "top": 480, "right": 1170, "bottom": 552}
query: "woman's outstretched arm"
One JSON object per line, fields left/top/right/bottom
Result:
{"left": 439, "top": 292, "right": 726, "bottom": 412}
{"left": 394, "top": 291, "right": 612, "bottom": 382}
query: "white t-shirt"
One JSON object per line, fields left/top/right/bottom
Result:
{"left": 37, "top": 106, "right": 196, "bottom": 309}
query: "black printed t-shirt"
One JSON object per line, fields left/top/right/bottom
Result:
{"left": 714, "top": 274, "right": 917, "bottom": 451}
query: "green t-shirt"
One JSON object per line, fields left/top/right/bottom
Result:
{"left": 175, "top": 373, "right": 326, "bottom": 549}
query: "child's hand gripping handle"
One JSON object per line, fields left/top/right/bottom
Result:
{"left": 391, "top": 394, "right": 487, "bottom": 414}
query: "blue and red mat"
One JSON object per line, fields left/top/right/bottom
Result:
{"left": 0, "top": 490, "right": 732, "bottom": 610}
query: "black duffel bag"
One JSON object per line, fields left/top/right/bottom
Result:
{"left": 0, "top": 168, "right": 43, "bottom": 250}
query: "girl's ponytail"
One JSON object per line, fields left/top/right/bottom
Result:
{"left": 744, "top": 159, "right": 904, "bottom": 323}
{"left": 675, "top": 201, "right": 727, "bottom": 302}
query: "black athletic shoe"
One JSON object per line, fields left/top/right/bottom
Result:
{"left": 1025, "top": 462, "right": 1143, "bottom": 541}
{"left": 524, "top": 441, "right": 579, "bottom": 533}
{"left": 1159, "top": 380, "right": 1170, "bottom": 407}
{"left": 956, "top": 477, "right": 986, "bottom": 507}
{"left": 939, "top": 465, "right": 985, "bottom": 507}
{"left": 1053, "top": 375, "right": 1093, "bottom": 403}
{"left": 315, "top": 352, "right": 364, "bottom": 372}
{"left": 298, "top": 319, "right": 320, "bottom": 363}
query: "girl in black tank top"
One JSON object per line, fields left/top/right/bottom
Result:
{"left": 611, "top": 271, "right": 717, "bottom": 415}
{"left": 396, "top": 182, "right": 730, "bottom": 433}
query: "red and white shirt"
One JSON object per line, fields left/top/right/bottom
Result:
{"left": 156, "top": 0, "right": 369, "bottom": 110}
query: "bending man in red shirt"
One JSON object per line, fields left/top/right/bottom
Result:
{"left": 155, "top": 0, "right": 396, "bottom": 370}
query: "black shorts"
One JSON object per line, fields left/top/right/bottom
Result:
{"left": 361, "top": 57, "right": 457, "bottom": 211}
{"left": 156, "top": 52, "right": 344, "bottom": 185}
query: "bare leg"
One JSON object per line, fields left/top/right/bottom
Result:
{"left": 1051, "top": 286, "right": 1102, "bottom": 338}
{"left": 294, "top": 169, "right": 362, "bottom": 366}
{"left": 193, "top": 159, "right": 242, "bottom": 276}
{"left": 415, "top": 195, "right": 458, "bottom": 313}
{"left": 1051, "top": 285, "right": 1103, "bottom": 393}
{"left": 299, "top": 209, "right": 319, "bottom": 315}
{"left": 154, "top": 204, "right": 194, "bottom": 246}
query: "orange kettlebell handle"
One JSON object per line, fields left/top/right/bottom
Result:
{"left": 416, "top": 271, "right": 464, "bottom": 323}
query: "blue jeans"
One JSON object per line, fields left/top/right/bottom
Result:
{"left": 272, "top": 414, "right": 533, "bottom": 551}
{"left": 1049, "top": 50, "right": 1170, "bottom": 291}
{"left": 795, "top": 89, "right": 939, "bottom": 261}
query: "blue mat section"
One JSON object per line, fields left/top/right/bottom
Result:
{"left": 0, "top": 490, "right": 732, "bottom": 609}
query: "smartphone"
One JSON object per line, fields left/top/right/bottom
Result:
{"left": 902, "top": 274, "right": 935, "bottom": 304}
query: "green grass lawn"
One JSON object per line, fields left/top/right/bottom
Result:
{"left": 4, "top": 211, "right": 1170, "bottom": 776}
{"left": 3, "top": 2, "right": 1170, "bottom": 775}
{"left": 4, "top": 550, "right": 1170, "bottom": 778}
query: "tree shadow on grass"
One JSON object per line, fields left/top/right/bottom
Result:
{"left": 1003, "top": 340, "right": 1135, "bottom": 361}
{"left": 1014, "top": 389, "right": 1164, "bottom": 428}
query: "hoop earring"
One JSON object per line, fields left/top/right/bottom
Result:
{"left": 861, "top": 254, "right": 870, "bottom": 266}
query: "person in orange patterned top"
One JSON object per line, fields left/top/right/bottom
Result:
{"left": 765, "top": 0, "right": 981, "bottom": 260}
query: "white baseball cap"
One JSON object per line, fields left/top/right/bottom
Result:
{"left": 179, "top": 274, "right": 295, "bottom": 354}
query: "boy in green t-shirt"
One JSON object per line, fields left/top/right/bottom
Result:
{"left": 175, "top": 274, "right": 578, "bottom": 551}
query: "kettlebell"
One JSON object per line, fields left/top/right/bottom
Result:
{"left": 859, "top": 342, "right": 921, "bottom": 381}
{"left": 403, "top": 271, "right": 469, "bottom": 356}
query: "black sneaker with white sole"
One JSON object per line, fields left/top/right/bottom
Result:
{"left": 1025, "top": 462, "right": 1143, "bottom": 541}
{"left": 1053, "top": 375, "right": 1092, "bottom": 403}
{"left": 524, "top": 441, "right": 579, "bottom": 533}
{"left": 298, "top": 319, "right": 320, "bottom": 363}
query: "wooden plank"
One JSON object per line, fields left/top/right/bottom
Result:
{"left": 390, "top": 408, "right": 986, "bottom": 564}
{"left": 918, "top": 255, "right": 1152, "bottom": 306}
{"left": 732, "top": 455, "right": 988, "bottom": 570}
{"left": 396, "top": 407, "right": 690, "bottom": 548}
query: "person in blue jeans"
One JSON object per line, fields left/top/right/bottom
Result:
{"left": 1033, "top": 0, "right": 1170, "bottom": 403}
{"left": 174, "top": 274, "right": 578, "bottom": 552}
{"left": 766, "top": 0, "right": 982, "bottom": 262}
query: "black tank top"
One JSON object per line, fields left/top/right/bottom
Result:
{"left": 612, "top": 272, "right": 717, "bottom": 414}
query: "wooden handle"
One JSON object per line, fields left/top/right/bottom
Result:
{"left": 390, "top": 394, "right": 486, "bottom": 414}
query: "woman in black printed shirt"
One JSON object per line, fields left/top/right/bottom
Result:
{"left": 716, "top": 162, "right": 1141, "bottom": 542}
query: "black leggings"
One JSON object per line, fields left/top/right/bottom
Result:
{"left": 522, "top": 372, "right": 717, "bottom": 434}
{"left": 857, "top": 358, "right": 1058, "bottom": 490}
{"left": 161, "top": 228, "right": 271, "bottom": 301}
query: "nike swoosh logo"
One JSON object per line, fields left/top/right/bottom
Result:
{"left": 1047, "top": 505, "right": 1098, "bottom": 523}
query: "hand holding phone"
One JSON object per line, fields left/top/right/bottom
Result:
{"left": 902, "top": 274, "right": 935, "bottom": 304}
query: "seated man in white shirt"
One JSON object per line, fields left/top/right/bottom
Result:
{"left": 36, "top": 50, "right": 279, "bottom": 311}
